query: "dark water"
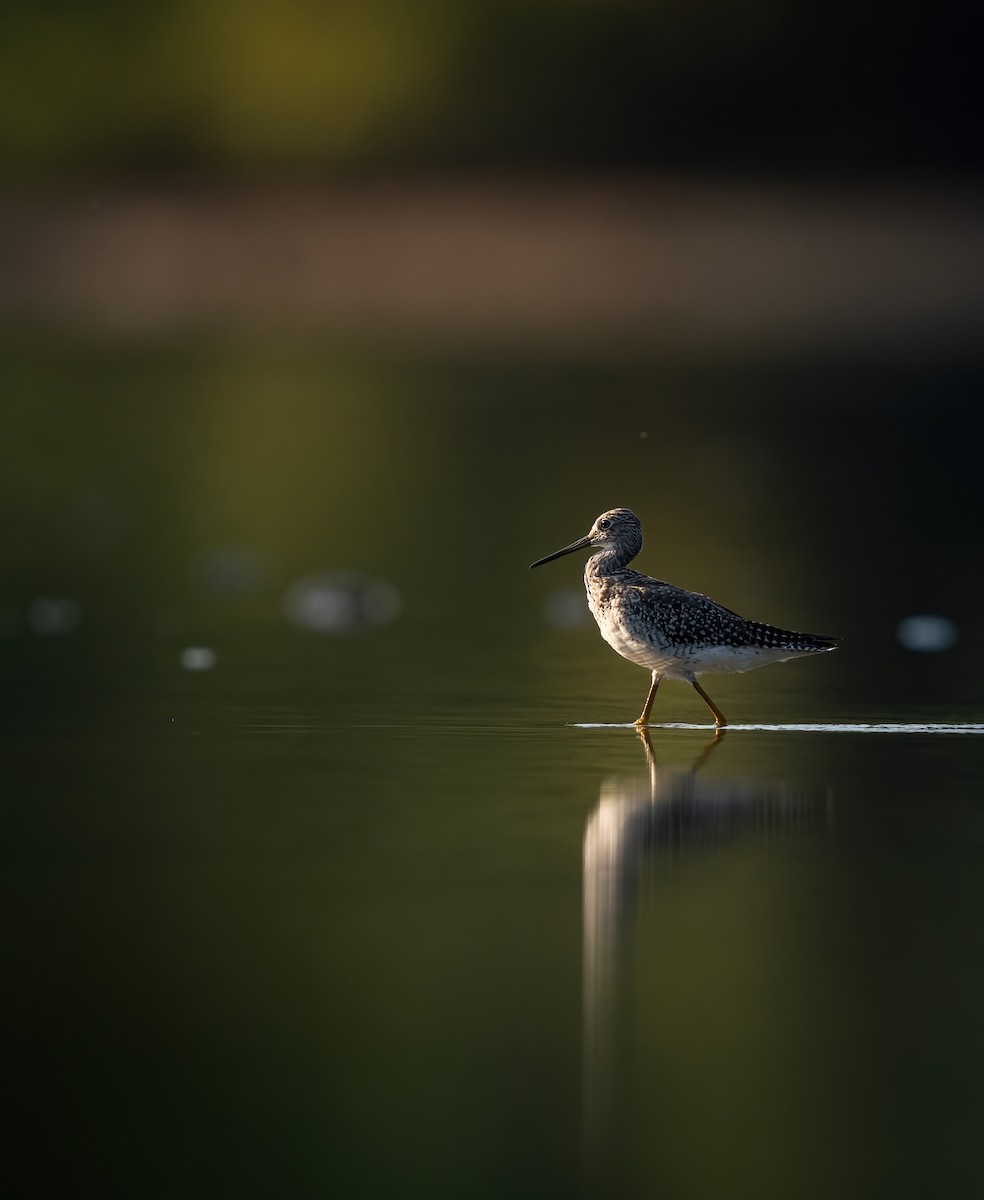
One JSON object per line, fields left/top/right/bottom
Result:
{"left": 3, "top": 348, "right": 984, "bottom": 1196}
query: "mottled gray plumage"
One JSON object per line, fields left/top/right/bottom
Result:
{"left": 530, "top": 507, "right": 837, "bottom": 727}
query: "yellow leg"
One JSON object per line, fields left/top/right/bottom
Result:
{"left": 633, "top": 672, "right": 661, "bottom": 726}
{"left": 692, "top": 678, "right": 728, "bottom": 728}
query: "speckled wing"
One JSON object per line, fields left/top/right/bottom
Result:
{"left": 603, "top": 577, "right": 838, "bottom": 676}
{"left": 613, "top": 579, "right": 751, "bottom": 651}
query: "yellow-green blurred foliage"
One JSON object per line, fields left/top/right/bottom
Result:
{"left": 3, "top": 0, "right": 975, "bottom": 176}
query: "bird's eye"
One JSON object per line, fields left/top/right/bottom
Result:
{"left": 598, "top": 518, "right": 611, "bottom": 530}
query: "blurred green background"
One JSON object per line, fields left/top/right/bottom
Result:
{"left": 2, "top": 0, "right": 978, "bottom": 176}
{"left": 2, "top": 350, "right": 981, "bottom": 720}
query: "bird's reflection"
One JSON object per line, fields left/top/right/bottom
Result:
{"left": 582, "top": 728, "right": 823, "bottom": 1176}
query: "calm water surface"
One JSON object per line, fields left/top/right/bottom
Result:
{"left": 6, "top": 652, "right": 984, "bottom": 1199}
{"left": 3, "top": 352, "right": 983, "bottom": 1196}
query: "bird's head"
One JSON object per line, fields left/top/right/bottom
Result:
{"left": 529, "top": 508, "right": 643, "bottom": 568}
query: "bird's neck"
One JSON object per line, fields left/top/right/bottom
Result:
{"left": 586, "top": 543, "right": 639, "bottom": 577}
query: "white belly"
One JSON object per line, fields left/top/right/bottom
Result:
{"left": 594, "top": 611, "right": 808, "bottom": 679}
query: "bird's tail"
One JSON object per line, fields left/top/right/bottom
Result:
{"left": 746, "top": 623, "right": 839, "bottom": 653}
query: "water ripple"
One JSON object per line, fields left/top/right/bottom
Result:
{"left": 571, "top": 722, "right": 984, "bottom": 735}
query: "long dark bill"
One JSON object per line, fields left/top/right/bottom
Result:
{"left": 529, "top": 534, "right": 595, "bottom": 569}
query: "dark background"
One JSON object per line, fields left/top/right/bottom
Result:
{"left": 2, "top": 0, "right": 980, "bottom": 179}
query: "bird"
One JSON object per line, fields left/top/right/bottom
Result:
{"left": 529, "top": 508, "right": 837, "bottom": 728}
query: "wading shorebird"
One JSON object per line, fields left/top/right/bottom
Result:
{"left": 530, "top": 508, "right": 837, "bottom": 728}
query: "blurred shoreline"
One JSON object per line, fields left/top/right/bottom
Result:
{"left": 2, "top": 177, "right": 982, "bottom": 358}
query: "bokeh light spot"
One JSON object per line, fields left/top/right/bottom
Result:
{"left": 179, "top": 646, "right": 218, "bottom": 671}
{"left": 896, "top": 614, "right": 958, "bottom": 653}
{"left": 543, "top": 588, "right": 590, "bottom": 630}
{"left": 282, "top": 571, "right": 402, "bottom": 633}
{"left": 192, "top": 544, "right": 268, "bottom": 596}
{"left": 28, "top": 597, "right": 81, "bottom": 636}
